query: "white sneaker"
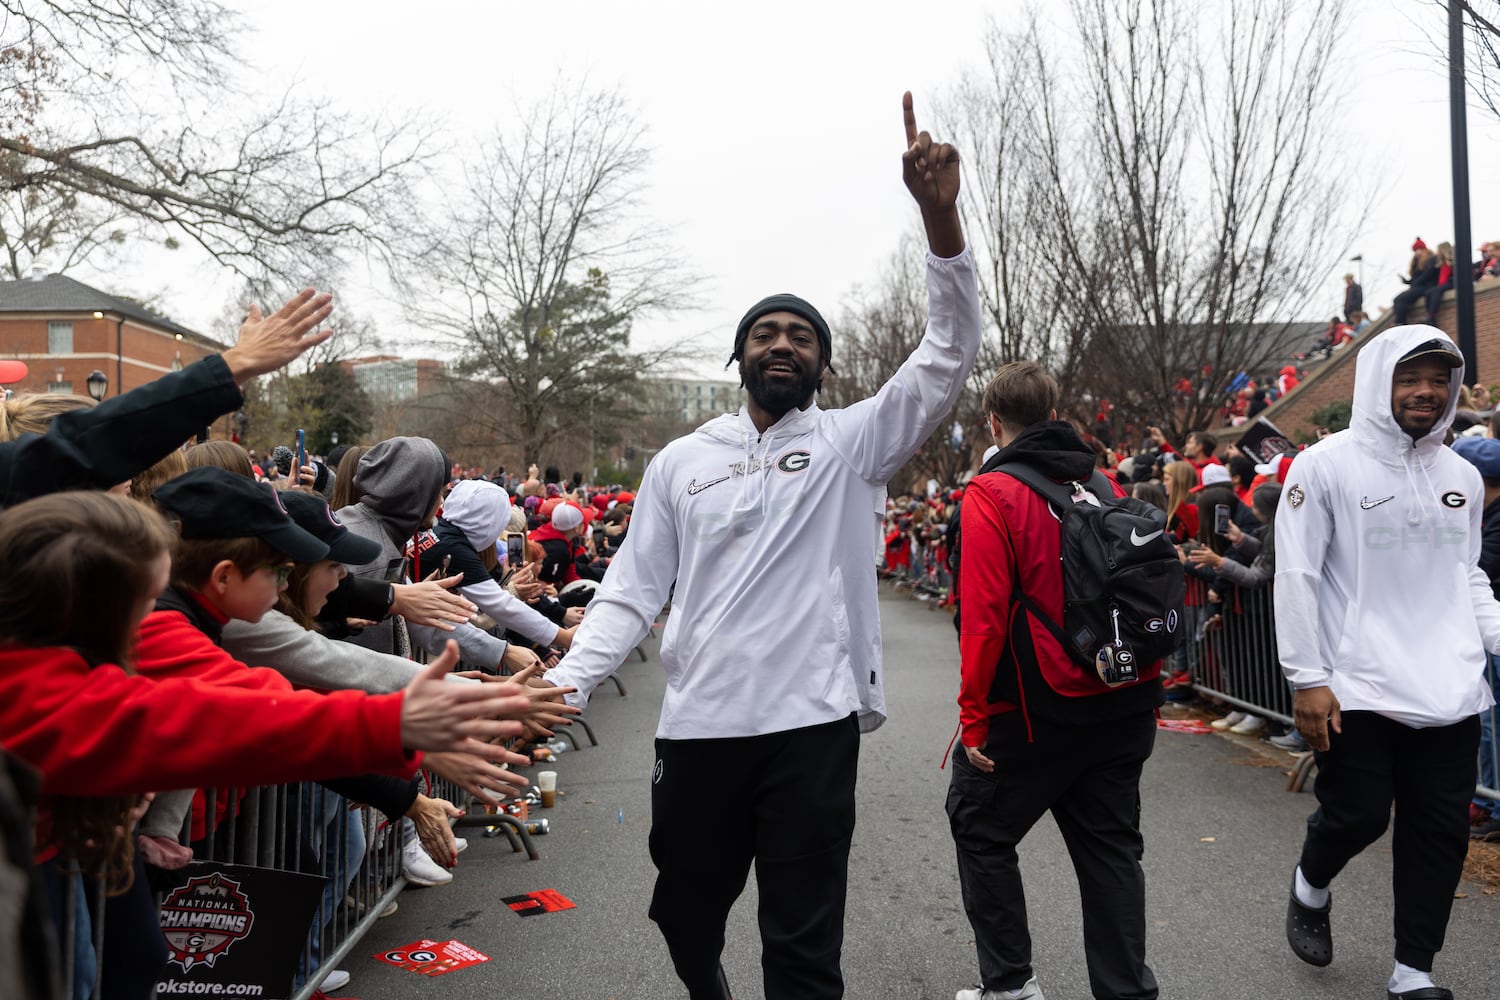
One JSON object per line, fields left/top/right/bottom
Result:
{"left": 955, "top": 977, "right": 1045, "bottom": 1000}
{"left": 1229, "top": 714, "right": 1267, "bottom": 736}
{"left": 401, "top": 836, "right": 454, "bottom": 886}
{"left": 1210, "top": 711, "right": 1247, "bottom": 731}
{"left": 454, "top": 837, "right": 468, "bottom": 854}
{"left": 318, "top": 968, "right": 350, "bottom": 992}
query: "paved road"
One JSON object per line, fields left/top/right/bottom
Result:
{"left": 350, "top": 591, "right": 1498, "bottom": 1000}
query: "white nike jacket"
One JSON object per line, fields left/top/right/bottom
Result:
{"left": 1274, "top": 324, "right": 1500, "bottom": 727}
{"left": 547, "top": 248, "right": 982, "bottom": 739}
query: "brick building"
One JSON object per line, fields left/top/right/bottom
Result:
{"left": 1226, "top": 278, "right": 1500, "bottom": 444}
{"left": 0, "top": 272, "right": 224, "bottom": 399}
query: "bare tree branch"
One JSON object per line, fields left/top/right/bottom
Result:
{"left": 943, "top": 0, "right": 1362, "bottom": 441}
{"left": 401, "top": 83, "right": 702, "bottom": 466}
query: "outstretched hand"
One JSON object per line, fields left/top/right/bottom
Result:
{"left": 900, "top": 92, "right": 964, "bottom": 257}
{"left": 221, "top": 289, "right": 335, "bottom": 382}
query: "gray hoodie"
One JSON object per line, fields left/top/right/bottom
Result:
{"left": 338, "top": 437, "right": 507, "bottom": 665}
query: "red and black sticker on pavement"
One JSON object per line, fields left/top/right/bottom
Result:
{"left": 501, "top": 888, "right": 577, "bottom": 917}
{"left": 375, "top": 939, "right": 490, "bottom": 976}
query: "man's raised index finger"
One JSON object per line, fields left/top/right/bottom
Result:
{"left": 902, "top": 91, "right": 918, "bottom": 147}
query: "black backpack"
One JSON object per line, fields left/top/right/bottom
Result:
{"left": 996, "top": 463, "right": 1185, "bottom": 690}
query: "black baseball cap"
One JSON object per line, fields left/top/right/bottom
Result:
{"left": 154, "top": 467, "right": 330, "bottom": 563}
{"left": 1397, "top": 338, "right": 1463, "bottom": 368}
{"left": 279, "top": 490, "right": 381, "bottom": 565}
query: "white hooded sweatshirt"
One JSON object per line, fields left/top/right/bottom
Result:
{"left": 1274, "top": 324, "right": 1500, "bottom": 727}
{"left": 548, "top": 249, "right": 982, "bottom": 739}
{"left": 438, "top": 479, "right": 561, "bottom": 647}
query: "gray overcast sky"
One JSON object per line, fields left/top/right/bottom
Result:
{"left": 77, "top": 0, "right": 1500, "bottom": 380}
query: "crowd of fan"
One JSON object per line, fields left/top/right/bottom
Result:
{"left": 0, "top": 291, "right": 643, "bottom": 1000}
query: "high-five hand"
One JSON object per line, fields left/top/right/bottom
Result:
{"left": 900, "top": 91, "right": 964, "bottom": 257}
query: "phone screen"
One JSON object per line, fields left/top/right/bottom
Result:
{"left": 507, "top": 534, "right": 525, "bottom": 565}
{"left": 295, "top": 428, "right": 306, "bottom": 473}
{"left": 1214, "top": 503, "right": 1230, "bottom": 535}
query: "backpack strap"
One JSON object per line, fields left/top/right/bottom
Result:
{"left": 993, "top": 462, "right": 1112, "bottom": 511}
{"left": 988, "top": 461, "right": 1109, "bottom": 658}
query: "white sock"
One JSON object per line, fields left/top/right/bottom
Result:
{"left": 1388, "top": 961, "right": 1434, "bottom": 994}
{"left": 1294, "top": 866, "right": 1330, "bottom": 909}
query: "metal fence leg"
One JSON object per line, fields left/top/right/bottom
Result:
{"left": 570, "top": 714, "right": 600, "bottom": 747}
{"left": 454, "top": 812, "right": 540, "bottom": 860}
{"left": 1287, "top": 754, "right": 1317, "bottom": 793}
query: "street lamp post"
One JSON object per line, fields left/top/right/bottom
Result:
{"left": 86, "top": 370, "right": 108, "bottom": 402}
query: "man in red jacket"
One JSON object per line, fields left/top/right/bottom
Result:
{"left": 948, "top": 362, "right": 1163, "bottom": 1000}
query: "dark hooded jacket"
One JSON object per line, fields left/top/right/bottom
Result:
{"left": 955, "top": 422, "right": 1164, "bottom": 748}
{"left": 0, "top": 355, "right": 241, "bottom": 508}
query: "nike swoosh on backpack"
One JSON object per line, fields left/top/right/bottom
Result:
{"left": 1129, "top": 528, "right": 1164, "bottom": 546}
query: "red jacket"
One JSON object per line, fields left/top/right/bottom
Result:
{"left": 958, "top": 466, "right": 1131, "bottom": 748}
{"left": 0, "top": 646, "right": 416, "bottom": 800}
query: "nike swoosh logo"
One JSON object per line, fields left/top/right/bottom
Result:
{"left": 686, "top": 475, "right": 731, "bottom": 496}
{"left": 1129, "top": 527, "right": 1164, "bottom": 546}
{"left": 1360, "top": 495, "right": 1394, "bottom": 510}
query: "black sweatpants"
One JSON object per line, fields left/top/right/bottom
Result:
{"left": 1298, "top": 710, "right": 1480, "bottom": 972}
{"left": 946, "top": 710, "right": 1159, "bottom": 1000}
{"left": 648, "top": 713, "right": 859, "bottom": 1000}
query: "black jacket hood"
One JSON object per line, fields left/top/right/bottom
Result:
{"left": 977, "top": 420, "right": 1098, "bottom": 482}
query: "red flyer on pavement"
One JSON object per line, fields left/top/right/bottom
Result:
{"left": 501, "top": 888, "right": 577, "bottom": 917}
{"left": 1156, "top": 718, "right": 1215, "bottom": 734}
{"left": 374, "top": 939, "right": 490, "bottom": 976}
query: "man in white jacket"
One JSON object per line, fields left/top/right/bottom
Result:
{"left": 544, "top": 93, "right": 979, "bottom": 1000}
{"left": 1275, "top": 325, "right": 1499, "bottom": 1000}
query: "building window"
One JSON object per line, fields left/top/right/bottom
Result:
{"left": 46, "top": 381, "right": 72, "bottom": 394}
{"left": 47, "top": 321, "right": 73, "bottom": 354}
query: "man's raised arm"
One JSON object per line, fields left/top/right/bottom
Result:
{"left": 822, "top": 92, "right": 981, "bottom": 485}
{"left": 901, "top": 90, "right": 964, "bottom": 259}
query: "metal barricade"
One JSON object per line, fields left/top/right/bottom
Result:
{"left": 1187, "top": 577, "right": 1500, "bottom": 806}
{"left": 193, "top": 782, "right": 408, "bottom": 999}
{"left": 1189, "top": 581, "right": 1292, "bottom": 726}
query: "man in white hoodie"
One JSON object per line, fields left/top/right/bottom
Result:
{"left": 1275, "top": 325, "right": 1499, "bottom": 1000}
{"left": 543, "top": 94, "right": 979, "bottom": 1000}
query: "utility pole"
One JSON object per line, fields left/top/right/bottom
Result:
{"left": 1451, "top": 0, "right": 1477, "bottom": 383}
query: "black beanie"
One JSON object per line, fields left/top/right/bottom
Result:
{"left": 729, "top": 293, "right": 836, "bottom": 374}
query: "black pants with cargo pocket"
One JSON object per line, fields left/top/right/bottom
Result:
{"left": 648, "top": 713, "right": 859, "bottom": 1000}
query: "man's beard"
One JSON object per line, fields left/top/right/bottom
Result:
{"left": 742, "top": 359, "right": 819, "bottom": 416}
